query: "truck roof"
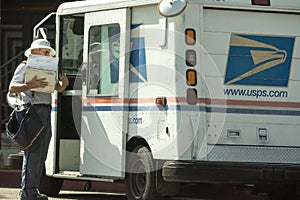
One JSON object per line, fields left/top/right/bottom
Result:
{"left": 57, "top": 0, "right": 159, "bottom": 15}
{"left": 57, "top": 0, "right": 300, "bottom": 16}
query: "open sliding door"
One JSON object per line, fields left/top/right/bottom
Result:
{"left": 80, "top": 8, "right": 131, "bottom": 178}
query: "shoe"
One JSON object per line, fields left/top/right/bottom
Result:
{"left": 20, "top": 193, "right": 48, "bottom": 200}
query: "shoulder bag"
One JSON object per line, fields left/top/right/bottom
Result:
{"left": 6, "top": 93, "right": 45, "bottom": 151}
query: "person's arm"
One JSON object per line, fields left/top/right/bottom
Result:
{"left": 55, "top": 75, "right": 69, "bottom": 92}
{"left": 9, "top": 76, "right": 48, "bottom": 93}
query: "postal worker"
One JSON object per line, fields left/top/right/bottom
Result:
{"left": 9, "top": 39, "right": 69, "bottom": 200}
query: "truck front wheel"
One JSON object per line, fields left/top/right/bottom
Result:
{"left": 125, "top": 145, "right": 164, "bottom": 200}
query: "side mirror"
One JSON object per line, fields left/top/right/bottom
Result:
{"left": 34, "top": 27, "right": 48, "bottom": 39}
{"left": 33, "top": 12, "right": 56, "bottom": 39}
{"left": 158, "top": 0, "right": 187, "bottom": 17}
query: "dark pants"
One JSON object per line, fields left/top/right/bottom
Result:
{"left": 16, "top": 106, "right": 52, "bottom": 198}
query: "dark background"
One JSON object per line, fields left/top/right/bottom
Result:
{"left": 0, "top": 0, "right": 76, "bottom": 131}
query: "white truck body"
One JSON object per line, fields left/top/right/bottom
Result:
{"left": 39, "top": 0, "right": 300, "bottom": 198}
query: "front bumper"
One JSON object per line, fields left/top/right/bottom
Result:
{"left": 162, "top": 161, "right": 300, "bottom": 184}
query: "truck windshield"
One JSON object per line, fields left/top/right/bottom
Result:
{"left": 59, "top": 16, "right": 84, "bottom": 75}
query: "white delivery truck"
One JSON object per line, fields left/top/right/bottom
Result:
{"left": 35, "top": 0, "right": 300, "bottom": 199}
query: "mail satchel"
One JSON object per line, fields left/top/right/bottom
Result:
{"left": 6, "top": 105, "right": 45, "bottom": 151}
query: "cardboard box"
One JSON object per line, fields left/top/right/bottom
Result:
{"left": 25, "top": 68, "right": 57, "bottom": 93}
{"left": 25, "top": 55, "right": 58, "bottom": 93}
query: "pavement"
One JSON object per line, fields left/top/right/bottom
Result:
{"left": 0, "top": 188, "right": 127, "bottom": 200}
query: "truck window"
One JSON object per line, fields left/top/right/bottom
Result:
{"left": 60, "top": 16, "right": 84, "bottom": 75}
{"left": 87, "top": 24, "right": 120, "bottom": 96}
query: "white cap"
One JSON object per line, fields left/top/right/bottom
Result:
{"left": 24, "top": 39, "right": 56, "bottom": 57}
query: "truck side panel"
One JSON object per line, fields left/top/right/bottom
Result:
{"left": 203, "top": 8, "right": 300, "bottom": 163}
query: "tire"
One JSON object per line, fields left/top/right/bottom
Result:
{"left": 125, "top": 145, "right": 164, "bottom": 200}
{"left": 39, "top": 168, "right": 63, "bottom": 197}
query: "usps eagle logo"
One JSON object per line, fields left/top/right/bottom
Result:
{"left": 224, "top": 34, "right": 295, "bottom": 86}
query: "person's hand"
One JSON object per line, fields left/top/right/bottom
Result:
{"left": 27, "top": 75, "right": 48, "bottom": 89}
{"left": 59, "top": 75, "right": 69, "bottom": 88}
